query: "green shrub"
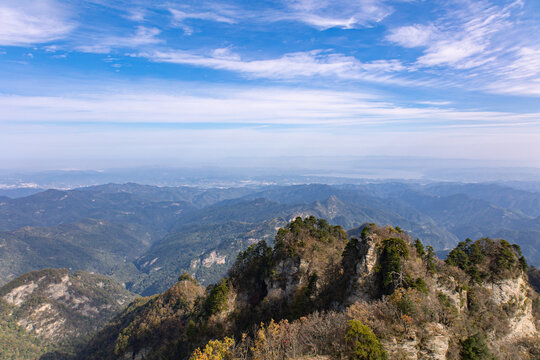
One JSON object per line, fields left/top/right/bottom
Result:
{"left": 447, "top": 238, "right": 522, "bottom": 282}
{"left": 397, "top": 292, "right": 417, "bottom": 317}
{"left": 425, "top": 245, "right": 437, "bottom": 272}
{"left": 460, "top": 333, "right": 494, "bottom": 360}
{"left": 497, "top": 241, "right": 516, "bottom": 270}
{"left": 204, "top": 279, "right": 230, "bottom": 316}
{"left": 345, "top": 320, "right": 387, "bottom": 360}
{"left": 361, "top": 224, "right": 375, "bottom": 240}
{"left": 274, "top": 216, "right": 347, "bottom": 259}
{"left": 178, "top": 272, "right": 197, "bottom": 283}
{"left": 410, "top": 277, "right": 428, "bottom": 295}
{"left": 519, "top": 256, "right": 528, "bottom": 271}
{"left": 414, "top": 239, "right": 425, "bottom": 257}
{"left": 379, "top": 238, "right": 409, "bottom": 295}
{"left": 447, "top": 240, "right": 470, "bottom": 269}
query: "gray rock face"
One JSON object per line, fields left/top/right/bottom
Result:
{"left": 485, "top": 275, "right": 537, "bottom": 342}
{"left": 0, "top": 268, "right": 135, "bottom": 343}
{"left": 345, "top": 233, "right": 381, "bottom": 304}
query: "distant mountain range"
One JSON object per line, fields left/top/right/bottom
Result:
{"left": 1, "top": 181, "right": 540, "bottom": 296}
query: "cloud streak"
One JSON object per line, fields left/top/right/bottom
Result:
{"left": 1, "top": 86, "right": 539, "bottom": 129}
{"left": 281, "top": 0, "right": 391, "bottom": 29}
{"left": 76, "top": 26, "right": 163, "bottom": 54}
{"left": 0, "top": 0, "right": 75, "bottom": 46}
{"left": 137, "top": 48, "right": 405, "bottom": 83}
{"left": 384, "top": 0, "right": 540, "bottom": 96}
{"left": 166, "top": 0, "right": 392, "bottom": 32}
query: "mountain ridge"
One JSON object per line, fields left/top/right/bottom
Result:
{"left": 76, "top": 218, "right": 540, "bottom": 360}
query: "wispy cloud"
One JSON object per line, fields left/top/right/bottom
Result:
{"left": 388, "top": 1, "right": 520, "bottom": 69}
{"left": 137, "top": 48, "right": 405, "bottom": 83}
{"left": 124, "top": 8, "right": 147, "bottom": 22}
{"left": 500, "top": 47, "right": 540, "bottom": 80}
{"left": 0, "top": 0, "right": 75, "bottom": 46}
{"left": 281, "top": 0, "right": 391, "bottom": 29}
{"left": 170, "top": 8, "right": 237, "bottom": 24}
{"left": 386, "top": 24, "right": 434, "bottom": 48}
{"left": 167, "top": 0, "right": 392, "bottom": 34}
{"left": 1, "top": 86, "right": 539, "bottom": 128}
{"left": 2, "top": 85, "right": 540, "bottom": 168}
{"left": 384, "top": 0, "right": 540, "bottom": 96}
{"left": 169, "top": 8, "right": 237, "bottom": 35}
{"left": 76, "top": 26, "right": 163, "bottom": 54}
{"left": 417, "top": 100, "right": 453, "bottom": 106}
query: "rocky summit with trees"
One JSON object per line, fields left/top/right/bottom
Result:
{"left": 75, "top": 217, "right": 540, "bottom": 360}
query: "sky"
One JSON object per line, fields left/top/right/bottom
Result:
{"left": 1, "top": 0, "right": 540, "bottom": 170}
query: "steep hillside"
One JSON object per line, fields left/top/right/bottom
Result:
{"left": 0, "top": 268, "right": 135, "bottom": 359}
{"left": 424, "top": 183, "right": 540, "bottom": 217}
{"left": 78, "top": 218, "right": 539, "bottom": 360}
{"left": 0, "top": 185, "right": 197, "bottom": 288}
{"left": 131, "top": 218, "right": 285, "bottom": 295}
{"left": 78, "top": 183, "right": 258, "bottom": 208}
{"left": 0, "top": 219, "right": 146, "bottom": 286}
{"left": 0, "top": 188, "right": 194, "bottom": 235}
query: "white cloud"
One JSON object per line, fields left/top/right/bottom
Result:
{"left": 386, "top": 24, "right": 434, "bottom": 48}
{"left": 418, "top": 38, "right": 486, "bottom": 67}
{"left": 170, "top": 8, "right": 236, "bottom": 24}
{"left": 417, "top": 101, "right": 452, "bottom": 106}
{"left": 124, "top": 8, "right": 147, "bottom": 22}
{"left": 389, "top": 1, "right": 521, "bottom": 70}
{"left": 1, "top": 86, "right": 539, "bottom": 128}
{"left": 381, "top": 0, "right": 540, "bottom": 96}
{"left": 137, "top": 49, "right": 404, "bottom": 82}
{"left": 0, "top": 0, "right": 75, "bottom": 46}
{"left": 167, "top": 0, "right": 392, "bottom": 31}
{"left": 484, "top": 78, "right": 540, "bottom": 97}
{"left": 75, "top": 44, "right": 112, "bottom": 54}
{"left": 282, "top": 0, "right": 391, "bottom": 29}
{"left": 76, "top": 26, "right": 162, "bottom": 54}
{"left": 501, "top": 47, "right": 540, "bottom": 80}
{"left": 2, "top": 86, "right": 540, "bottom": 169}
{"left": 168, "top": 5, "right": 238, "bottom": 35}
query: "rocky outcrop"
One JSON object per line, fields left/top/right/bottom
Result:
{"left": 0, "top": 268, "right": 135, "bottom": 346}
{"left": 343, "top": 225, "right": 539, "bottom": 358}
{"left": 344, "top": 230, "right": 384, "bottom": 303}
{"left": 485, "top": 274, "right": 537, "bottom": 341}
{"left": 384, "top": 323, "right": 449, "bottom": 360}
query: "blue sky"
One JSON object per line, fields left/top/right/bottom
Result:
{"left": 1, "top": 0, "right": 540, "bottom": 170}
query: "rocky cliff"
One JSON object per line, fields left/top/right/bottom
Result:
{"left": 0, "top": 268, "right": 135, "bottom": 359}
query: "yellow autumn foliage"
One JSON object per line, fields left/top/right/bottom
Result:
{"left": 190, "top": 337, "right": 235, "bottom": 360}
